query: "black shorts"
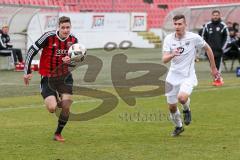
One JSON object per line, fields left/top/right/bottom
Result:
{"left": 40, "top": 74, "right": 73, "bottom": 99}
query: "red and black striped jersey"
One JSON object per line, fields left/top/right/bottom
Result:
{"left": 24, "top": 30, "right": 78, "bottom": 77}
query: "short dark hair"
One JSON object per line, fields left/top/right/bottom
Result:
{"left": 212, "top": 10, "right": 220, "bottom": 15}
{"left": 173, "top": 14, "right": 185, "bottom": 21}
{"left": 58, "top": 16, "right": 71, "bottom": 25}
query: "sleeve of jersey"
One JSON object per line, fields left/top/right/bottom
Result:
{"left": 162, "top": 37, "right": 171, "bottom": 53}
{"left": 195, "top": 34, "right": 206, "bottom": 48}
{"left": 24, "top": 32, "right": 49, "bottom": 75}
{"left": 222, "top": 26, "right": 230, "bottom": 50}
{"left": 202, "top": 25, "right": 208, "bottom": 40}
{"left": 74, "top": 36, "right": 78, "bottom": 44}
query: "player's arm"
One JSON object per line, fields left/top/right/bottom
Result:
{"left": 201, "top": 24, "right": 208, "bottom": 40}
{"left": 162, "top": 36, "right": 180, "bottom": 64}
{"left": 23, "top": 32, "right": 50, "bottom": 85}
{"left": 0, "top": 34, "right": 7, "bottom": 49}
{"left": 221, "top": 25, "right": 229, "bottom": 51}
{"left": 162, "top": 50, "right": 180, "bottom": 64}
{"left": 203, "top": 43, "right": 219, "bottom": 77}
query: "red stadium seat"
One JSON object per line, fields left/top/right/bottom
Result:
{"left": 1, "top": 0, "right": 236, "bottom": 28}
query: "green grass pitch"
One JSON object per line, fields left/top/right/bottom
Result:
{"left": 0, "top": 48, "right": 239, "bottom": 160}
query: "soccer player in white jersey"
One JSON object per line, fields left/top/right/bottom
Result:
{"left": 162, "top": 14, "right": 219, "bottom": 136}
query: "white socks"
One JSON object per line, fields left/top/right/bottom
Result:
{"left": 169, "top": 98, "right": 190, "bottom": 128}
{"left": 182, "top": 98, "right": 190, "bottom": 111}
{"left": 170, "top": 107, "right": 182, "bottom": 128}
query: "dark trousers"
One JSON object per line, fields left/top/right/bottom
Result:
{"left": 214, "top": 56, "right": 222, "bottom": 71}
{"left": 0, "top": 48, "right": 23, "bottom": 64}
{"left": 214, "top": 50, "right": 223, "bottom": 71}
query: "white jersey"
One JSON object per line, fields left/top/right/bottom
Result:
{"left": 163, "top": 31, "right": 206, "bottom": 85}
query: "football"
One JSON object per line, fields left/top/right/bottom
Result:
{"left": 68, "top": 43, "right": 87, "bottom": 62}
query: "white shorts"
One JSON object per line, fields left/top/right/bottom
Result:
{"left": 165, "top": 72, "right": 198, "bottom": 104}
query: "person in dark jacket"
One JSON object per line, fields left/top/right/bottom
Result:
{"left": 225, "top": 28, "right": 240, "bottom": 58}
{"left": 223, "top": 28, "right": 240, "bottom": 71}
{"left": 202, "top": 10, "right": 229, "bottom": 86}
{"left": 0, "top": 25, "right": 23, "bottom": 65}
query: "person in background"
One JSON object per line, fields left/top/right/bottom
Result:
{"left": 223, "top": 27, "right": 240, "bottom": 71}
{"left": 0, "top": 24, "right": 23, "bottom": 65}
{"left": 202, "top": 10, "right": 229, "bottom": 86}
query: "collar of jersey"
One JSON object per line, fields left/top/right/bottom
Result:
{"left": 56, "top": 30, "right": 69, "bottom": 42}
{"left": 173, "top": 31, "right": 187, "bottom": 41}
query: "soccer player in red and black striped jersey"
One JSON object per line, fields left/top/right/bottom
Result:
{"left": 23, "top": 16, "right": 78, "bottom": 142}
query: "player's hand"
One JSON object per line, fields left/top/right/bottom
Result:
{"left": 211, "top": 67, "right": 221, "bottom": 80}
{"left": 6, "top": 43, "right": 13, "bottom": 48}
{"left": 23, "top": 74, "right": 33, "bottom": 86}
{"left": 62, "top": 56, "right": 71, "bottom": 64}
{"left": 172, "top": 49, "right": 181, "bottom": 57}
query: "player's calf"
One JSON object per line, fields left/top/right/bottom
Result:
{"left": 46, "top": 104, "right": 57, "bottom": 113}
{"left": 183, "top": 109, "right": 191, "bottom": 125}
{"left": 180, "top": 98, "right": 191, "bottom": 125}
{"left": 177, "top": 95, "right": 188, "bottom": 105}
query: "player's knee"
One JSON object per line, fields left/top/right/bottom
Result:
{"left": 60, "top": 100, "right": 72, "bottom": 115}
{"left": 44, "top": 96, "right": 58, "bottom": 113}
{"left": 61, "top": 100, "right": 72, "bottom": 108}
{"left": 48, "top": 107, "right": 56, "bottom": 113}
{"left": 46, "top": 103, "right": 57, "bottom": 113}
{"left": 168, "top": 104, "right": 177, "bottom": 113}
{"left": 178, "top": 95, "right": 187, "bottom": 104}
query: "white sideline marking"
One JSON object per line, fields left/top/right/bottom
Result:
{"left": 0, "top": 83, "right": 39, "bottom": 86}
{"left": 0, "top": 84, "right": 239, "bottom": 112}
{"left": 0, "top": 105, "right": 43, "bottom": 111}
{"left": 0, "top": 99, "right": 100, "bottom": 112}
{"left": 0, "top": 83, "right": 112, "bottom": 87}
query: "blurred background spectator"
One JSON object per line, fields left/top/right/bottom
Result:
{"left": 0, "top": 24, "right": 23, "bottom": 65}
